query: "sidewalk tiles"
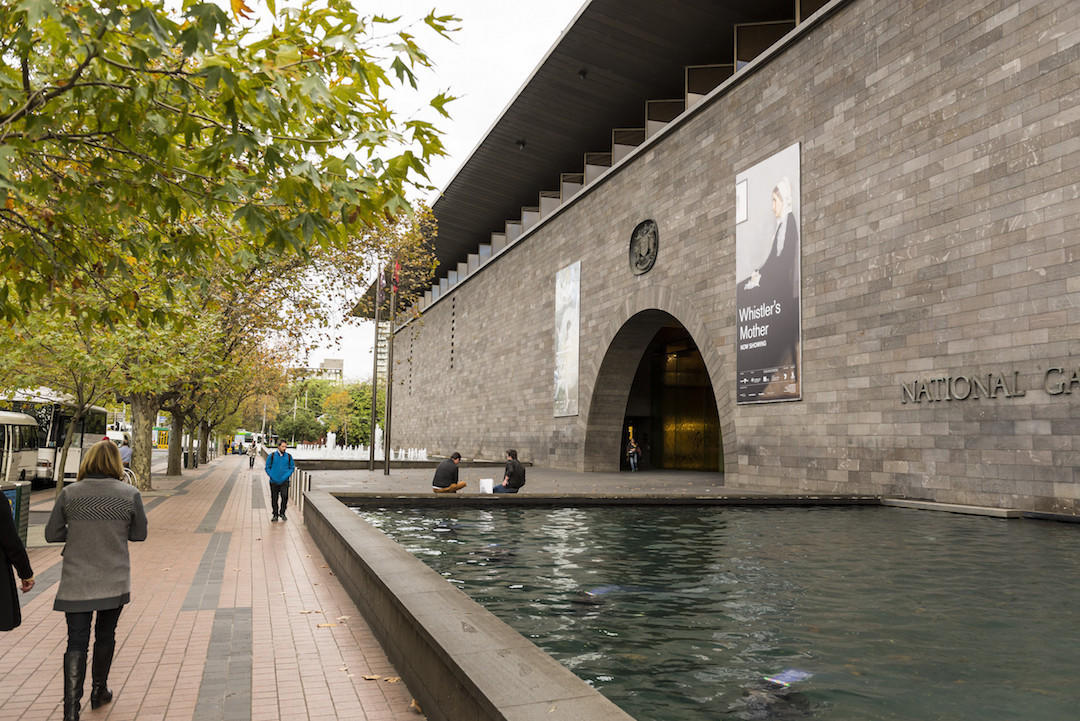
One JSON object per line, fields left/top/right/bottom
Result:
{"left": 0, "top": 455, "right": 420, "bottom": 721}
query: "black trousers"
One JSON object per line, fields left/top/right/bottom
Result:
{"left": 249, "top": 456, "right": 255, "bottom": 468}
{"left": 270, "top": 482, "right": 290, "bottom": 516}
{"left": 65, "top": 606, "right": 122, "bottom": 653}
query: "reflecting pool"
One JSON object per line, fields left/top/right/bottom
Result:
{"left": 356, "top": 505, "right": 1080, "bottom": 720}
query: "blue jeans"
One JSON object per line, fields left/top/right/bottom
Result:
{"left": 628, "top": 454, "right": 638, "bottom": 471}
{"left": 492, "top": 484, "right": 518, "bottom": 493}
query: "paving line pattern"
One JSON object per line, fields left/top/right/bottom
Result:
{"left": 0, "top": 456, "right": 419, "bottom": 721}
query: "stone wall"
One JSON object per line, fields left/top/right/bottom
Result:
{"left": 391, "top": 0, "right": 1080, "bottom": 513}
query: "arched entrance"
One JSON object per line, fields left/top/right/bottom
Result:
{"left": 584, "top": 310, "right": 722, "bottom": 472}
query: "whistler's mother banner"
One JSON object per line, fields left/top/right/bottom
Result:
{"left": 735, "top": 142, "right": 801, "bottom": 403}
{"left": 554, "top": 260, "right": 580, "bottom": 416}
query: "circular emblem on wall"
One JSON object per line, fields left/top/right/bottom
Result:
{"left": 629, "top": 219, "right": 659, "bottom": 275}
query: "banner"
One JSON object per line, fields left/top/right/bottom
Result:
{"left": 554, "top": 261, "right": 580, "bottom": 416}
{"left": 735, "top": 143, "right": 801, "bottom": 403}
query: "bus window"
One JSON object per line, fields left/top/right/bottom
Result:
{"left": 21, "top": 425, "right": 37, "bottom": 450}
{"left": 84, "top": 409, "right": 107, "bottom": 438}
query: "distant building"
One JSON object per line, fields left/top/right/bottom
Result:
{"left": 295, "top": 358, "right": 345, "bottom": 384}
{"left": 374, "top": 321, "right": 390, "bottom": 386}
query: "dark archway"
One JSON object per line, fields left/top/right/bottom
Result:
{"left": 583, "top": 310, "right": 722, "bottom": 472}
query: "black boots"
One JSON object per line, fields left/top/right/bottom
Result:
{"left": 63, "top": 650, "right": 86, "bottom": 721}
{"left": 90, "top": 639, "right": 115, "bottom": 709}
{"left": 63, "top": 640, "right": 115, "bottom": 720}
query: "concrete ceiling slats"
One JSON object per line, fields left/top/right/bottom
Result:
{"left": 429, "top": 0, "right": 798, "bottom": 277}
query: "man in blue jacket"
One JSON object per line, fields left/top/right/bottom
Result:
{"left": 265, "top": 440, "right": 294, "bottom": 521}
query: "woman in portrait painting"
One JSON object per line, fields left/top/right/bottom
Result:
{"left": 743, "top": 177, "right": 799, "bottom": 373}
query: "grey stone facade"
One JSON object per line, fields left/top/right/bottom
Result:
{"left": 390, "top": 0, "right": 1080, "bottom": 514}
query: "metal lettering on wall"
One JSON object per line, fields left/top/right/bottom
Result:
{"left": 900, "top": 367, "right": 1080, "bottom": 403}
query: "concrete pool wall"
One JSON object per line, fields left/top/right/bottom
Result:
{"left": 303, "top": 490, "right": 637, "bottom": 721}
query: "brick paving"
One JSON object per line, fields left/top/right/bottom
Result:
{"left": 0, "top": 455, "right": 420, "bottom": 721}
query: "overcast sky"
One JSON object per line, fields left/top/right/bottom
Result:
{"left": 301, "top": 0, "right": 586, "bottom": 379}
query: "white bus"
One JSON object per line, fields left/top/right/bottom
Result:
{"left": 0, "top": 391, "right": 108, "bottom": 487}
{"left": 0, "top": 411, "right": 40, "bottom": 485}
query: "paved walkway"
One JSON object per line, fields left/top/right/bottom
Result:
{"left": 0, "top": 455, "right": 419, "bottom": 721}
{"left": 309, "top": 465, "right": 760, "bottom": 497}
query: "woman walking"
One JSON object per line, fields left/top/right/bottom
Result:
{"left": 46, "top": 440, "right": 148, "bottom": 721}
{"left": 1, "top": 494, "right": 34, "bottom": 631}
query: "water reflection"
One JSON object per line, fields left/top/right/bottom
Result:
{"left": 358, "top": 506, "right": 1080, "bottom": 721}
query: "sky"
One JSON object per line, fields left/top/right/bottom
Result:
{"left": 301, "top": 0, "right": 587, "bottom": 379}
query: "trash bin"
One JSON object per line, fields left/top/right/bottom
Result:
{"left": 1, "top": 482, "right": 31, "bottom": 546}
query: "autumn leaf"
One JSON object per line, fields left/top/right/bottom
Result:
{"left": 231, "top": 0, "right": 255, "bottom": 20}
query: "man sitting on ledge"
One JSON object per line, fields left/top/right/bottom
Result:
{"left": 432, "top": 452, "right": 466, "bottom": 493}
{"left": 494, "top": 449, "right": 525, "bottom": 493}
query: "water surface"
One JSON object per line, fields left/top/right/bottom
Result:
{"left": 358, "top": 505, "right": 1079, "bottom": 720}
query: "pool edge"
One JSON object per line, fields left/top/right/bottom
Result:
{"left": 303, "top": 490, "right": 638, "bottom": 721}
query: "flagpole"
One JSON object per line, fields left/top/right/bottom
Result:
{"left": 368, "top": 264, "right": 381, "bottom": 472}
{"left": 383, "top": 261, "right": 399, "bottom": 476}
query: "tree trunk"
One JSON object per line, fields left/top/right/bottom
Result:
{"left": 198, "top": 420, "right": 210, "bottom": 464}
{"left": 186, "top": 420, "right": 197, "bottom": 468}
{"left": 54, "top": 408, "right": 85, "bottom": 499}
{"left": 168, "top": 412, "right": 185, "bottom": 476}
{"left": 130, "top": 393, "right": 157, "bottom": 492}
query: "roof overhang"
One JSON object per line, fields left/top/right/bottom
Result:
{"left": 430, "top": 0, "right": 799, "bottom": 276}
{"left": 358, "top": 0, "right": 806, "bottom": 313}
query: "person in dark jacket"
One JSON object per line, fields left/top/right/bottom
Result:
{"left": 431, "top": 452, "right": 466, "bottom": 493}
{"left": 265, "top": 440, "right": 294, "bottom": 521}
{"left": 46, "top": 440, "right": 148, "bottom": 721}
{"left": 494, "top": 449, "right": 525, "bottom": 493}
{"left": 0, "top": 496, "right": 34, "bottom": 631}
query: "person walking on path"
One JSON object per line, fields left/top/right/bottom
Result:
{"left": 494, "top": 449, "right": 526, "bottom": 493}
{"left": 0, "top": 496, "right": 34, "bottom": 632}
{"left": 45, "top": 440, "right": 148, "bottom": 721}
{"left": 265, "top": 440, "right": 294, "bottom": 521}
{"left": 432, "top": 452, "right": 466, "bottom": 493}
{"left": 247, "top": 441, "right": 257, "bottom": 469}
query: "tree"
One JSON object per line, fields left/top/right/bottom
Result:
{"left": 0, "top": 294, "right": 124, "bottom": 494}
{"left": 273, "top": 408, "right": 323, "bottom": 444}
{"left": 317, "top": 381, "right": 384, "bottom": 446}
{"left": 192, "top": 344, "right": 287, "bottom": 463}
{"left": 352, "top": 205, "right": 439, "bottom": 323}
{"left": 0, "top": 1, "right": 456, "bottom": 325}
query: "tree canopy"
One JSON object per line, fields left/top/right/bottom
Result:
{"left": 0, "top": 0, "right": 455, "bottom": 324}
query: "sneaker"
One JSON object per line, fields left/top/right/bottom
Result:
{"left": 280, "top": 512, "right": 287, "bottom": 521}
{"left": 271, "top": 514, "right": 279, "bottom": 522}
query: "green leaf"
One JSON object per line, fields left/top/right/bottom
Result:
{"left": 15, "top": 0, "right": 56, "bottom": 26}
{"left": 129, "top": 8, "right": 172, "bottom": 49}
{"left": 429, "top": 92, "right": 455, "bottom": 119}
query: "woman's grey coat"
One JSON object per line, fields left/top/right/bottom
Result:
{"left": 45, "top": 475, "right": 147, "bottom": 612}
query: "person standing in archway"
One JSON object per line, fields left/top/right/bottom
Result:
{"left": 626, "top": 438, "right": 641, "bottom": 472}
